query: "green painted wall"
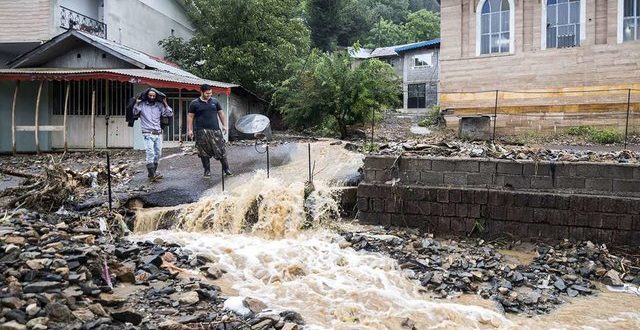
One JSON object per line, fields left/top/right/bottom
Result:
{"left": 0, "top": 81, "right": 51, "bottom": 153}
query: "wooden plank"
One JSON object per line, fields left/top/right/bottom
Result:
{"left": 63, "top": 81, "right": 70, "bottom": 152}
{"left": 16, "top": 125, "right": 64, "bottom": 132}
{"left": 11, "top": 81, "right": 19, "bottom": 155}
{"left": 34, "top": 81, "right": 43, "bottom": 154}
{"left": 91, "top": 89, "right": 96, "bottom": 151}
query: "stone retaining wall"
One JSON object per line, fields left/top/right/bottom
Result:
{"left": 358, "top": 156, "right": 640, "bottom": 244}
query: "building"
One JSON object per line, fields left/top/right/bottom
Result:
{"left": 440, "top": 0, "right": 640, "bottom": 133}
{"left": 0, "top": 1, "right": 266, "bottom": 153}
{"left": 0, "top": 0, "right": 194, "bottom": 66}
{"left": 350, "top": 39, "right": 441, "bottom": 112}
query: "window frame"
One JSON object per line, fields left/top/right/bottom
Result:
{"left": 476, "top": 0, "right": 516, "bottom": 56}
{"left": 413, "top": 53, "right": 433, "bottom": 68}
{"left": 541, "top": 0, "right": 586, "bottom": 49}
{"left": 618, "top": 0, "right": 640, "bottom": 43}
{"left": 407, "top": 83, "right": 427, "bottom": 109}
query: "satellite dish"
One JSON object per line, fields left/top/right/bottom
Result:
{"left": 235, "top": 114, "right": 271, "bottom": 140}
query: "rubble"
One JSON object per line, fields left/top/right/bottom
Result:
{"left": 340, "top": 227, "right": 640, "bottom": 315}
{"left": 366, "top": 140, "right": 640, "bottom": 163}
{"left": 0, "top": 211, "right": 305, "bottom": 329}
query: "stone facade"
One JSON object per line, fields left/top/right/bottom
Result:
{"left": 440, "top": 0, "right": 640, "bottom": 132}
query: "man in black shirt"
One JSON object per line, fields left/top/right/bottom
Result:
{"left": 187, "top": 84, "right": 232, "bottom": 177}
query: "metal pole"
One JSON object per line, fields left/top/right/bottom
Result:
{"left": 492, "top": 90, "right": 499, "bottom": 142}
{"left": 308, "top": 143, "right": 312, "bottom": 182}
{"left": 624, "top": 88, "right": 632, "bottom": 150}
{"left": 221, "top": 166, "right": 225, "bottom": 192}
{"left": 371, "top": 108, "right": 375, "bottom": 146}
{"left": 63, "top": 82, "right": 70, "bottom": 153}
{"left": 266, "top": 143, "right": 270, "bottom": 178}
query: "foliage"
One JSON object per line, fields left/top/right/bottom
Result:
{"left": 363, "top": 10, "right": 440, "bottom": 47}
{"left": 274, "top": 49, "right": 401, "bottom": 138}
{"left": 305, "top": 0, "right": 438, "bottom": 49}
{"left": 566, "top": 126, "right": 623, "bottom": 144}
{"left": 159, "top": 0, "right": 311, "bottom": 100}
{"left": 360, "top": 142, "right": 381, "bottom": 153}
{"left": 417, "top": 105, "right": 441, "bottom": 127}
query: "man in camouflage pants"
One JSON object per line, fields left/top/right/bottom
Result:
{"left": 187, "top": 84, "right": 232, "bottom": 178}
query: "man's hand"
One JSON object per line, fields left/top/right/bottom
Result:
{"left": 162, "top": 99, "right": 169, "bottom": 106}
{"left": 221, "top": 126, "right": 228, "bottom": 134}
{"left": 136, "top": 98, "right": 142, "bottom": 103}
{"left": 187, "top": 130, "right": 194, "bottom": 139}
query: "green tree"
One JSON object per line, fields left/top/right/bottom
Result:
{"left": 364, "top": 18, "right": 408, "bottom": 48}
{"left": 306, "top": 0, "right": 345, "bottom": 51}
{"left": 159, "top": 0, "right": 310, "bottom": 101}
{"left": 404, "top": 9, "right": 440, "bottom": 42}
{"left": 274, "top": 49, "right": 400, "bottom": 138}
{"left": 361, "top": 0, "right": 410, "bottom": 23}
{"left": 409, "top": 0, "right": 440, "bottom": 12}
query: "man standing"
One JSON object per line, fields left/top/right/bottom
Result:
{"left": 188, "top": 84, "right": 232, "bottom": 177}
{"left": 133, "top": 88, "right": 173, "bottom": 180}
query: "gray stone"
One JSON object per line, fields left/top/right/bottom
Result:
{"left": 603, "top": 269, "right": 624, "bottom": 287}
{"left": 0, "top": 320, "right": 26, "bottom": 330}
{"left": 23, "top": 281, "right": 61, "bottom": 293}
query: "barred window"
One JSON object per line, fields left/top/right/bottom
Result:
{"left": 51, "top": 80, "right": 133, "bottom": 116}
{"left": 408, "top": 83, "right": 426, "bottom": 109}
{"left": 546, "top": 0, "right": 581, "bottom": 48}
{"left": 623, "top": 0, "right": 640, "bottom": 42}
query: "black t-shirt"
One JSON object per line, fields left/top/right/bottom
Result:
{"left": 188, "top": 97, "right": 222, "bottom": 130}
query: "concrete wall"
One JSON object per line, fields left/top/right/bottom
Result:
{"left": 402, "top": 48, "right": 440, "bottom": 110}
{"left": 440, "top": 0, "right": 640, "bottom": 117}
{"left": 104, "top": 0, "right": 195, "bottom": 57}
{"left": 0, "top": 81, "right": 51, "bottom": 153}
{"left": 357, "top": 155, "right": 640, "bottom": 244}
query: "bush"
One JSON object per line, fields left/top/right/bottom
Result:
{"left": 590, "top": 129, "right": 623, "bottom": 144}
{"left": 566, "top": 125, "right": 623, "bottom": 144}
{"left": 417, "top": 105, "right": 441, "bottom": 127}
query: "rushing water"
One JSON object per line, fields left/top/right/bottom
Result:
{"left": 133, "top": 141, "right": 640, "bottom": 330}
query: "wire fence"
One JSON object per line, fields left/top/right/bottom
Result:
{"left": 395, "top": 87, "right": 640, "bottom": 149}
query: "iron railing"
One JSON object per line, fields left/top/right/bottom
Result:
{"left": 59, "top": 6, "right": 107, "bottom": 39}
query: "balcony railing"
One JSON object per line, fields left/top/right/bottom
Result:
{"left": 60, "top": 6, "right": 107, "bottom": 39}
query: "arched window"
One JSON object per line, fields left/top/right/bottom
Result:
{"left": 479, "top": 0, "right": 512, "bottom": 55}
{"left": 623, "top": 0, "right": 640, "bottom": 42}
{"left": 544, "top": 0, "right": 582, "bottom": 48}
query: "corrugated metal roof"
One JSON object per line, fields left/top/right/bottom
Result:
{"left": 394, "top": 38, "right": 441, "bottom": 53}
{"left": 0, "top": 68, "right": 237, "bottom": 90}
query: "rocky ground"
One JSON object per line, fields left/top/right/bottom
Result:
{"left": 0, "top": 210, "right": 304, "bottom": 330}
{"left": 339, "top": 225, "right": 640, "bottom": 315}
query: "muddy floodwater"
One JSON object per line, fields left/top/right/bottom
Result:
{"left": 133, "top": 142, "right": 640, "bottom": 330}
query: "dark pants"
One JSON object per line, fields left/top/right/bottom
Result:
{"left": 200, "top": 156, "right": 229, "bottom": 172}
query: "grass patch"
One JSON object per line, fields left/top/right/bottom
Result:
{"left": 566, "top": 125, "right": 623, "bottom": 144}
{"left": 418, "top": 106, "right": 441, "bottom": 127}
{"left": 360, "top": 142, "right": 380, "bottom": 153}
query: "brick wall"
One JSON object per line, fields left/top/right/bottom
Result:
{"left": 363, "top": 156, "right": 640, "bottom": 195}
{"left": 358, "top": 156, "right": 640, "bottom": 244}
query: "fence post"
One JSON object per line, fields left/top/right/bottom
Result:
{"left": 624, "top": 89, "right": 632, "bottom": 150}
{"left": 492, "top": 90, "right": 499, "bottom": 142}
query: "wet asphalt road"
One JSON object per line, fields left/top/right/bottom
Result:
{"left": 127, "top": 143, "right": 298, "bottom": 207}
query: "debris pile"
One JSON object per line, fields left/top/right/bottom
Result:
{"left": 0, "top": 211, "right": 304, "bottom": 329}
{"left": 366, "top": 141, "right": 639, "bottom": 163}
{"left": 340, "top": 227, "right": 640, "bottom": 315}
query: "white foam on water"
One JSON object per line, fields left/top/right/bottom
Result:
{"left": 136, "top": 229, "right": 512, "bottom": 330}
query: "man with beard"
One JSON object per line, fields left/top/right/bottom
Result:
{"left": 187, "top": 84, "right": 232, "bottom": 178}
{"left": 133, "top": 88, "right": 173, "bottom": 180}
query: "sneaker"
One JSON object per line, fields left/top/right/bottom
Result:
{"left": 203, "top": 170, "right": 211, "bottom": 178}
{"left": 224, "top": 170, "right": 233, "bottom": 176}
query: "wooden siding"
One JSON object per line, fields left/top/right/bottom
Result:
{"left": 0, "top": 0, "right": 51, "bottom": 43}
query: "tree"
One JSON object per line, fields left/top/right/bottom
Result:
{"left": 274, "top": 49, "right": 400, "bottom": 138}
{"left": 364, "top": 18, "right": 408, "bottom": 48}
{"left": 159, "top": 0, "right": 310, "bottom": 101}
{"left": 404, "top": 9, "right": 440, "bottom": 42}
{"left": 409, "top": 0, "right": 440, "bottom": 12}
{"left": 306, "top": 0, "right": 345, "bottom": 51}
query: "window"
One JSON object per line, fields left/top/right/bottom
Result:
{"left": 408, "top": 83, "right": 426, "bottom": 109}
{"left": 623, "top": 0, "right": 640, "bottom": 42}
{"left": 479, "top": 0, "right": 511, "bottom": 55}
{"left": 413, "top": 53, "right": 433, "bottom": 67}
{"left": 546, "top": 0, "right": 581, "bottom": 48}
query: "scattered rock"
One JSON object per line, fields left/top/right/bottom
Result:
{"left": 0, "top": 320, "right": 27, "bottom": 330}
{"left": 177, "top": 291, "right": 199, "bottom": 305}
{"left": 111, "top": 310, "right": 143, "bottom": 325}
{"left": 603, "top": 269, "right": 624, "bottom": 287}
